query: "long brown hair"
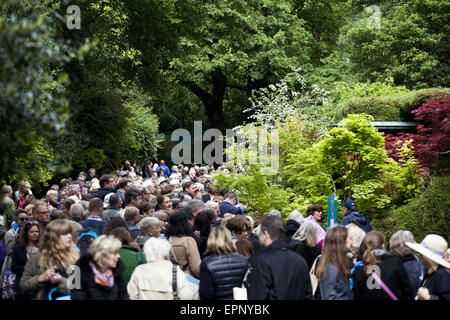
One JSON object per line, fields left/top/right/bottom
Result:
{"left": 361, "top": 231, "right": 386, "bottom": 276}
{"left": 316, "top": 226, "right": 352, "bottom": 282}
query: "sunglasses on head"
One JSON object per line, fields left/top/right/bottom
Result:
{"left": 26, "top": 221, "right": 39, "bottom": 225}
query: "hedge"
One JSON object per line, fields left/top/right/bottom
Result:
{"left": 334, "top": 88, "right": 450, "bottom": 122}
{"left": 372, "top": 175, "right": 450, "bottom": 243}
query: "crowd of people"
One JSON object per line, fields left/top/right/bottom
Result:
{"left": 0, "top": 160, "right": 449, "bottom": 300}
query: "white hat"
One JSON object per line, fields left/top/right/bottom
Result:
{"left": 406, "top": 234, "right": 450, "bottom": 269}
{"left": 103, "top": 192, "right": 114, "bottom": 208}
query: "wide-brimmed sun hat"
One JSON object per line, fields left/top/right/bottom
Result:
{"left": 406, "top": 234, "right": 450, "bottom": 269}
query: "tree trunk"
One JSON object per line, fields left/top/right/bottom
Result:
{"left": 186, "top": 68, "right": 226, "bottom": 132}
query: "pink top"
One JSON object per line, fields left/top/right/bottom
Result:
{"left": 305, "top": 215, "right": 326, "bottom": 248}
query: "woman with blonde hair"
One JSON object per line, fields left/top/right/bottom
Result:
{"left": 199, "top": 226, "right": 248, "bottom": 300}
{"left": 389, "top": 230, "right": 424, "bottom": 297}
{"left": 406, "top": 234, "right": 450, "bottom": 300}
{"left": 71, "top": 235, "right": 128, "bottom": 300}
{"left": 20, "top": 219, "right": 79, "bottom": 300}
{"left": 292, "top": 221, "right": 321, "bottom": 269}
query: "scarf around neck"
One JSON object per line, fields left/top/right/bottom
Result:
{"left": 89, "top": 262, "right": 114, "bottom": 288}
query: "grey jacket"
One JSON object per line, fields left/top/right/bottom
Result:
{"left": 319, "top": 264, "right": 354, "bottom": 300}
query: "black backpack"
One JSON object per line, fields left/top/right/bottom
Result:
{"left": 78, "top": 222, "right": 102, "bottom": 257}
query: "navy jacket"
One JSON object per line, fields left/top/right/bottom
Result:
{"left": 11, "top": 244, "right": 28, "bottom": 294}
{"left": 341, "top": 209, "right": 372, "bottom": 233}
{"left": 246, "top": 240, "right": 312, "bottom": 300}
{"left": 421, "top": 266, "right": 450, "bottom": 300}
{"left": 219, "top": 201, "right": 241, "bottom": 217}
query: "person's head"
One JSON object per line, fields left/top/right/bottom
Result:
{"left": 108, "top": 227, "right": 133, "bottom": 246}
{"left": 206, "top": 226, "right": 235, "bottom": 255}
{"left": 46, "top": 189, "right": 58, "bottom": 202}
{"left": 78, "top": 172, "right": 87, "bottom": 180}
{"left": 182, "top": 181, "right": 195, "bottom": 197}
{"left": 306, "top": 204, "right": 323, "bottom": 221}
{"left": 157, "top": 195, "right": 172, "bottom": 211}
{"left": 138, "top": 201, "right": 153, "bottom": 217}
{"left": 68, "top": 184, "right": 80, "bottom": 197}
{"left": 50, "top": 209, "right": 65, "bottom": 221}
{"left": 405, "top": 234, "right": 450, "bottom": 274}
{"left": 316, "top": 226, "right": 352, "bottom": 282}
{"left": 164, "top": 211, "right": 193, "bottom": 239}
{"left": 15, "top": 209, "right": 29, "bottom": 228}
{"left": 70, "top": 203, "right": 84, "bottom": 220}
{"left": 1, "top": 184, "right": 13, "bottom": 198}
{"left": 24, "top": 204, "right": 34, "bottom": 220}
{"left": 124, "top": 206, "right": 139, "bottom": 224}
{"left": 224, "top": 191, "right": 238, "bottom": 205}
{"left": 193, "top": 209, "right": 216, "bottom": 237}
{"left": 184, "top": 199, "right": 206, "bottom": 222}
{"left": 39, "top": 219, "right": 79, "bottom": 269}
{"left": 69, "top": 220, "right": 82, "bottom": 246}
{"left": 19, "top": 221, "right": 40, "bottom": 247}
{"left": 118, "top": 178, "right": 131, "bottom": 191}
{"left": 389, "top": 230, "right": 416, "bottom": 257}
{"left": 345, "top": 223, "right": 366, "bottom": 257}
{"left": 61, "top": 198, "right": 75, "bottom": 217}
{"left": 125, "top": 188, "right": 141, "bottom": 208}
{"left": 226, "top": 215, "right": 250, "bottom": 240}
{"left": 259, "top": 215, "right": 286, "bottom": 247}
{"left": 60, "top": 189, "right": 69, "bottom": 201}
{"left": 107, "top": 193, "right": 122, "bottom": 209}
{"left": 205, "top": 200, "right": 220, "bottom": 216}
{"left": 88, "top": 197, "right": 104, "bottom": 217}
{"left": 88, "top": 168, "right": 96, "bottom": 177}
{"left": 137, "top": 217, "right": 161, "bottom": 237}
{"left": 154, "top": 210, "right": 169, "bottom": 231}
{"left": 235, "top": 239, "right": 254, "bottom": 258}
{"left": 32, "top": 200, "right": 50, "bottom": 225}
{"left": 144, "top": 237, "right": 171, "bottom": 262}
{"left": 288, "top": 210, "right": 304, "bottom": 225}
{"left": 88, "top": 235, "right": 121, "bottom": 271}
{"left": 292, "top": 221, "right": 317, "bottom": 247}
{"left": 103, "top": 216, "right": 128, "bottom": 235}
{"left": 361, "top": 231, "right": 386, "bottom": 276}
{"left": 268, "top": 209, "right": 281, "bottom": 218}
{"left": 342, "top": 199, "right": 356, "bottom": 214}
{"left": 99, "top": 174, "right": 114, "bottom": 189}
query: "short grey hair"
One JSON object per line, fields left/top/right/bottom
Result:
{"left": 288, "top": 210, "right": 304, "bottom": 224}
{"left": 268, "top": 209, "right": 281, "bottom": 218}
{"left": 70, "top": 203, "right": 84, "bottom": 219}
{"left": 389, "top": 230, "right": 415, "bottom": 256}
{"left": 205, "top": 200, "right": 219, "bottom": 211}
{"left": 292, "top": 221, "right": 317, "bottom": 247}
{"left": 143, "top": 237, "right": 171, "bottom": 262}
{"left": 138, "top": 217, "right": 160, "bottom": 234}
{"left": 68, "top": 184, "right": 80, "bottom": 196}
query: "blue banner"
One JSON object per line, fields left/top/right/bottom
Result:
{"left": 327, "top": 193, "right": 338, "bottom": 229}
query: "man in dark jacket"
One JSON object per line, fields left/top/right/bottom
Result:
{"left": 340, "top": 199, "right": 372, "bottom": 233}
{"left": 246, "top": 216, "right": 312, "bottom": 300}
{"left": 219, "top": 191, "right": 242, "bottom": 217}
{"left": 93, "top": 175, "right": 116, "bottom": 201}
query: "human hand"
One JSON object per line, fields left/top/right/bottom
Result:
{"left": 38, "top": 268, "right": 55, "bottom": 283}
{"left": 417, "top": 287, "right": 430, "bottom": 300}
{"left": 193, "top": 230, "right": 200, "bottom": 238}
{"left": 48, "top": 272, "right": 63, "bottom": 284}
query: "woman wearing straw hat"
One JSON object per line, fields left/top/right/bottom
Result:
{"left": 406, "top": 234, "right": 450, "bottom": 300}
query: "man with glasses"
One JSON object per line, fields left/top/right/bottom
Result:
{"left": 32, "top": 200, "right": 50, "bottom": 234}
